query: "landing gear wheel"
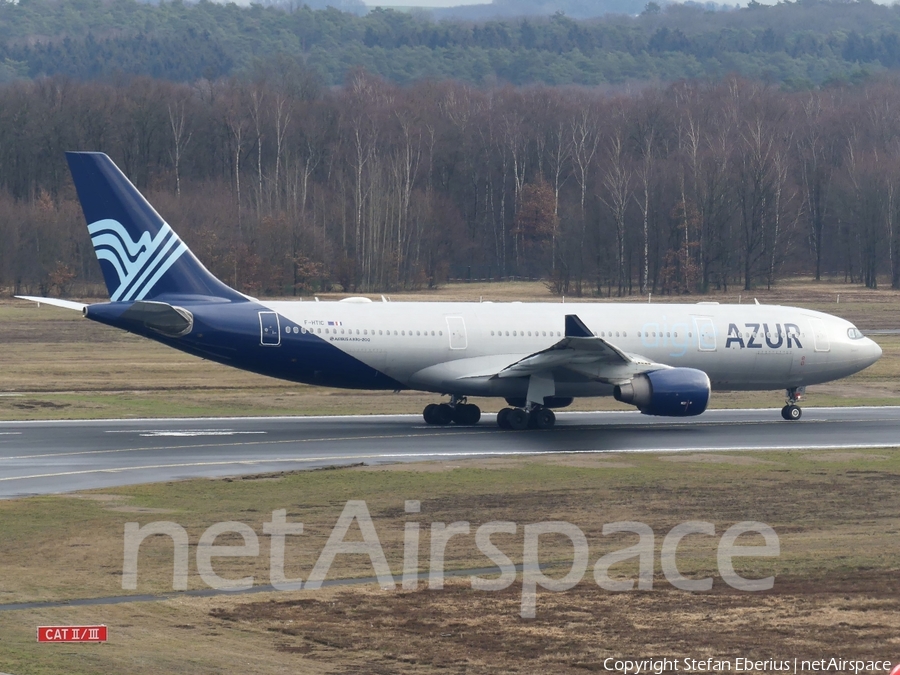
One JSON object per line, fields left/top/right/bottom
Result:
{"left": 507, "top": 408, "right": 529, "bottom": 430}
{"left": 531, "top": 407, "right": 556, "bottom": 430}
{"left": 781, "top": 404, "right": 802, "bottom": 421}
{"left": 454, "top": 403, "right": 481, "bottom": 426}
{"left": 497, "top": 407, "right": 513, "bottom": 429}
{"left": 423, "top": 403, "right": 439, "bottom": 425}
{"left": 782, "top": 387, "right": 805, "bottom": 421}
{"left": 432, "top": 403, "right": 454, "bottom": 425}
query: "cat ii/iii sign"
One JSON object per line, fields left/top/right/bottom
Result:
{"left": 37, "top": 625, "right": 107, "bottom": 642}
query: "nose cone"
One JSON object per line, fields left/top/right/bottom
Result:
{"left": 861, "top": 338, "right": 883, "bottom": 369}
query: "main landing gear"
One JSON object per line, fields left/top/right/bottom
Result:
{"left": 496, "top": 405, "right": 556, "bottom": 430}
{"left": 421, "top": 397, "right": 556, "bottom": 430}
{"left": 422, "top": 395, "right": 481, "bottom": 426}
{"left": 781, "top": 387, "right": 804, "bottom": 421}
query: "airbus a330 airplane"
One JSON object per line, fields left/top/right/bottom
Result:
{"left": 18, "top": 153, "right": 883, "bottom": 430}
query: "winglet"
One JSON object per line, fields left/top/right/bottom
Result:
{"left": 564, "top": 314, "right": 593, "bottom": 338}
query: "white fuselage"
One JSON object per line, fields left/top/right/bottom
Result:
{"left": 261, "top": 299, "right": 882, "bottom": 399}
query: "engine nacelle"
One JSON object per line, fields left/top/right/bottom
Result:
{"left": 613, "top": 368, "right": 710, "bottom": 417}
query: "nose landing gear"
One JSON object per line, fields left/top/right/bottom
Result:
{"left": 422, "top": 396, "right": 481, "bottom": 426}
{"left": 781, "top": 387, "right": 804, "bottom": 421}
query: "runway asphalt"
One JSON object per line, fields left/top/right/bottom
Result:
{"left": 1, "top": 406, "right": 899, "bottom": 498}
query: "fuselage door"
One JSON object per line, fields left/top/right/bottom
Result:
{"left": 692, "top": 316, "right": 717, "bottom": 352}
{"left": 446, "top": 316, "right": 467, "bottom": 350}
{"left": 809, "top": 318, "right": 830, "bottom": 352}
{"left": 259, "top": 311, "right": 281, "bottom": 346}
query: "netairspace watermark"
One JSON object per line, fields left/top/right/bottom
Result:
{"left": 123, "top": 499, "right": 781, "bottom": 618}
{"left": 603, "top": 659, "right": 896, "bottom": 674}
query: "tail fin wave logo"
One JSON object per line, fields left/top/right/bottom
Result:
{"left": 88, "top": 219, "right": 187, "bottom": 302}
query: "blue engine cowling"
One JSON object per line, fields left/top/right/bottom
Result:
{"left": 613, "top": 368, "right": 710, "bottom": 417}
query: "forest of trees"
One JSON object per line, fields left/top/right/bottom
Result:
{"left": 5, "top": 0, "right": 900, "bottom": 86}
{"left": 3, "top": 70, "right": 900, "bottom": 298}
{"left": 430, "top": 0, "right": 660, "bottom": 21}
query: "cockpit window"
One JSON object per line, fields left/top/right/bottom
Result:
{"left": 847, "top": 327, "right": 865, "bottom": 340}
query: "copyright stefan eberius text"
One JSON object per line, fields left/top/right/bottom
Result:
{"left": 603, "top": 658, "right": 895, "bottom": 674}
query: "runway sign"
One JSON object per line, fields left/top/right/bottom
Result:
{"left": 37, "top": 625, "right": 107, "bottom": 642}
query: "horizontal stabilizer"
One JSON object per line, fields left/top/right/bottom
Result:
{"left": 119, "top": 301, "right": 194, "bottom": 337}
{"left": 16, "top": 296, "right": 87, "bottom": 312}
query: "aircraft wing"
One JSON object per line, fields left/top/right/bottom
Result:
{"left": 457, "top": 314, "right": 665, "bottom": 385}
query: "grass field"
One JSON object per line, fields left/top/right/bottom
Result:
{"left": 0, "top": 449, "right": 899, "bottom": 674}
{"left": 2, "top": 278, "right": 900, "bottom": 420}
{"left": 2, "top": 280, "right": 900, "bottom": 673}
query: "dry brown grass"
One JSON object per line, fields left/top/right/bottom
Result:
{"left": 3, "top": 572, "right": 899, "bottom": 675}
{"left": 207, "top": 574, "right": 900, "bottom": 673}
{"left": 1, "top": 449, "right": 900, "bottom": 673}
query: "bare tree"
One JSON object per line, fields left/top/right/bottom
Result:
{"left": 168, "top": 95, "right": 193, "bottom": 197}
{"left": 600, "top": 128, "right": 632, "bottom": 296}
{"left": 570, "top": 104, "right": 601, "bottom": 293}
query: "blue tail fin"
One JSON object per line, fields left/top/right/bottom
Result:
{"left": 66, "top": 152, "right": 245, "bottom": 302}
